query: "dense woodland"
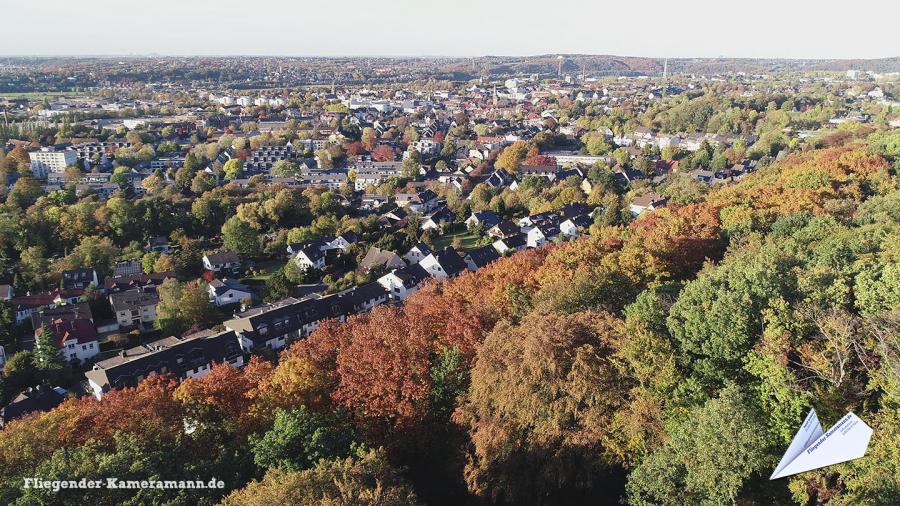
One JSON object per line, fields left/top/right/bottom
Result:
{"left": 0, "top": 128, "right": 897, "bottom": 505}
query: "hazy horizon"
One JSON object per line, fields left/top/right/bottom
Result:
{"left": 3, "top": 0, "right": 898, "bottom": 60}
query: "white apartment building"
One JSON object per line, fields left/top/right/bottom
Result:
{"left": 29, "top": 148, "right": 77, "bottom": 178}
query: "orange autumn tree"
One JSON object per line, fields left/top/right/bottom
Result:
{"left": 454, "top": 309, "right": 628, "bottom": 503}
{"left": 174, "top": 357, "right": 275, "bottom": 436}
{"left": 332, "top": 306, "right": 433, "bottom": 434}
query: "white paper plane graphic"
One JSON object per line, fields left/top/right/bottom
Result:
{"left": 770, "top": 409, "right": 873, "bottom": 480}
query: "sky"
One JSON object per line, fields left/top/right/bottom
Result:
{"left": 2, "top": 0, "right": 898, "bottom": 59}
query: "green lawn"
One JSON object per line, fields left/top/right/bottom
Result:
{"left": 241, "top": 258, "right": 287, "bottom": 282}
{"left": 1, "top": 91, "right": 88, "bottom": 100}
{"left": 432, "top": 226, "right": 486, "bottom": 251}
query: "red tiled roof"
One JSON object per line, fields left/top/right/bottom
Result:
{"left": 41, "top": 318, "right": 98, "bottom": 347}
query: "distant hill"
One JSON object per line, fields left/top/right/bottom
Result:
{"left": 471, "top": 54, "right": 900, "bottom": 77}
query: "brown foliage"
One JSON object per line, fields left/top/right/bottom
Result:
{"left": 454, "top": 310, "right": 627, "bottom": 502}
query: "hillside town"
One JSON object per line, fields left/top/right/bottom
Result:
{"left": 0, "top": 53, "right": 899, "bottom": 505}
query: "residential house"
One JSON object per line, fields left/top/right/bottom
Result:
{"left": 1, "top": 386, "right": 68, "bottom": 428}
{"left": 208, "top": 279, "right": 254, "bottom": 307}
{"left": 0, "top": 284, "right": 12, "bottom": 301}
{"left": 144, "top": 236, "right": 171, "bottom": 253}
{"left": 378, "top": 207, "right": 409, "bottom": 229}
{"left": 225, "top": 294, "right": 348, "bottom": 352}
{"left": 35, "top": 316, "right": 100, "bottom": 364}
{"left": 403, "top": 243, "right": 433, "bottom": 265}
{"left": 295, "top": 244, "right": 326, "bottom": 271}
{"left": 328, "top": 232, "right": 359, "bottom": 251}
{"left": 493, "top": 233, "right": 528, "bottom": 255}
{"left": 465, "top": 210, "right": 501, "bottom": 230}
{"left": 560, "top": 214, "right": 593, "bottom": 238}
{"left": 419, "top": 247, "right": 468, "bottom": 280}
{"left": 202, "top": 251, "right": 241, "bottom": 274}
{"left": 526, "top": 223, "right": 560, "bottom": 248}
{"left": 109, "top": 287, "right": 160, "bottom": 330}
{"left": 61, "top": 268, "right": 99, "bottom": 290}
{"left": 358, "top": 247, "right": 406, "bottom": 275}
{"left": 11, "top": 289, "right": 84, "bottom": 324}
{"left": 113, "top": 261, "right": 143, "bottom": 277}
{"left": 396, "top": 189, "right": 439, "bottom": 214}
{"left": 360, "top": 194, "right": 391, "bottom": 210}
{"left": 105, "top": 271, "right": 175, "bottom": 293}
{"left": 420, "top": 206, "right": 455, "bottom": 230}
{"left": 629, "top": 193, "right": 668, "bottom": 216}
{"left": 377, "top": 264, "right": 430, "bottom": 301}
{"left": 488, "top": 220, "right": 520, "bottom": 239}
{"left": 85, "top": 329, "right": 244, "bottom": 400}
{"left": 340, "top": 282, "right": 389, "bottom": 313}
{"left": 464, "top": 245, "right": 501, "bottom": 271}
{"left": 485, "top": 168, "right": 513, "bottom": 189}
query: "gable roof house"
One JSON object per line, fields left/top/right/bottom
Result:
{"left": 104, "top": 271, "right": 175, "bottom": 293}
{"left": 36, "top": 316, "right": 100, "bottom": 365}
{"left": 328, "top": 231, "right": 360, "bottom": 251}
{"left": 560, "top": 214, "right": 594, "bottom": 238}
{"left": 526, "top": 222, "right": 560, "bottom": 248}
{"left": 61, "top": 268, "right": 100, "bottom": 290}
{"left": 202, "top": 251, "right": 241, "bottom": 274}
{"left": 85, "top": 329, "right": 244, "bottom": 400}
{"left": 340, "top": 282, "right": 389, "bottom": 313}
{"left": 488, "top": 220, "right": 521, "bottom": 239}
{"left": 377, "top": 207, "right": 409, "bottom": 229}
{"left": 485, "top": 168, "right": 512, "bottom": 189}
{"left": 421, "top": 206, "right": 455, "bottom": 230}
{"left": 1, "top": 386, "right": 68, "bottom": 428}
{"left": 208, "top": 279, "right": 254, "bottom": 307}
{"left": 377, "top": 264, "right": 430, "bottom": 301}
{"left": 357, "top": 247, "right": 406, "bottom": 275}
{"left": 464, "top": 245, "right": 501, "bottom": 271}
{"left": 465, "top": 210, "right": 501, "bottom": 230}
{"left": 286, "top": 238, "right": 329, "bottom": 257}
{"left": 629, "top": 193, "right": 668, "bottom": 216}
{"left": 403, "top": 243, "right": 433, "bottom": 265}
{"left": 396, "top": 189, "right": 439, "bottom": 214}
{"left": 295, "top": 244, "right": 327, "bottom": 271}
{"left": 419, "top": 247, "right": 468, "bottom": 280}
{"left": 493, "top": 233, "right": 528, "bottom": 255}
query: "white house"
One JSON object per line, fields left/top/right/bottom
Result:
{"left": 295, "top": 245, "right": 326, "bottom": 271}
{"left": 328, "top": 232, "right": 359, "bottom": 251}
{"left": 208, "top": 279, "right": 253, "bottom": 307}
{"left": 377, "top": 264, "right": 430, "bottom": 301}
{"left": 36, "top": 318, "right": 100, "bottom": 365}
{"left": 629, "top": 193, "right": 668, "bottom": 217}
{"left": 560, "top": 215, "right": 593, "bottom": 238}
{"left": 526, "top": 223, "right": 559, "bottom": 248}
{"left": 202, "top": 251, "right": 241, "bottom": 273}
{"left": 403, "top": 243, "right": 433, "bottom": 265}
{"left": 419, "top": 247, "right": 467, "bottom": 280}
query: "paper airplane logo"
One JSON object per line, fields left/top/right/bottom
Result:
{"left": 770, "top": 409, "right": 873, "bottom": 480}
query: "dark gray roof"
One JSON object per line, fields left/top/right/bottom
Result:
{"left": 466, "top": 245, "right": 501, "bottom": 269}
{"left": 86, "top": 330, "right": 242, "bottom": 393}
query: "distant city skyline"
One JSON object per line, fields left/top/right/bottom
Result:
{"left": 3, "top": 0, "right": 898, "bottom": 60}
